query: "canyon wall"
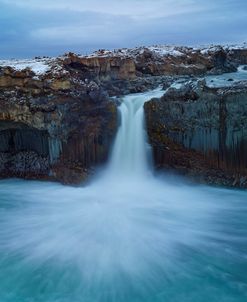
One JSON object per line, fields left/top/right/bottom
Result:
{"left": 0, "top": 44, "right": 247, "bottom": 185}
{"left": 144, "top": 81, "right": 247, "bottom": 187}
{"left": 0, "top": 67, "right": 117, "bottom": 183}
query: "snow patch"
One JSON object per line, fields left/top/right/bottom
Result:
{"left": 192, "top": 43, "right": 247, "bottom": 55}
{"left": 0, "top": 58, "right": 53, "bottom": 75}
{"left": 82, "top": 43, "right": 247, "bottom": 60}
{"left": 200, "top": 46, "right": 222, "bottom": 55}
{"left": 148, "top": 46, "right": 184, "bottom": 57}
{"left": 83, "top": 45, "right": 185, "bottom": 59}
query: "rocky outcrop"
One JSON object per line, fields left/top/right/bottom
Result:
{"left": 144, "top": 80, "right": 247, "bottom": 188}
{"left": 0, "top": 43, "right": 247, "bottom": 185}
{"left": 47, "top": 44, "right": 247, "bottom": 85}
{"left": 82, "top": 44, "right": 247, "bottom": 78}
{"left": 228, "top": 48, "right": 247, "bottom": 65}
{"left": 62, "top": 52, "right": 136, "bottom": 81}
{"left": 0, "top": 66, "right": 117, "bottom": 184}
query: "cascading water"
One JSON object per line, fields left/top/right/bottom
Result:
{"left": 0, "top": 89, "right": 247, "bottom": 302}
{"left": 108, "top": 88, "right": 164, "bottom": 177}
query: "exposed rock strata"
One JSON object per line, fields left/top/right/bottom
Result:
{"left": 0, "top": 67, "right": 117, "bottom": 183}
{"left": 144, "top": 81, "right": 247, "bottom": 188}
{"left": 0, "top": 44, "right": 247, "bottom": 185}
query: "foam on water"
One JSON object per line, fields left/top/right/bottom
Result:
{"left": 0, "top": 89, "right": 247, "bottom": 302}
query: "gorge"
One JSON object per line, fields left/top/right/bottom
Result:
{"left": 0, "top": 87, "right": 247, "bottom": 302}
{"left": 0, "top": 44, "right": 247, "bottom": 302}
{"left": 1, "top": 44, "right": 247, "bottom": 187}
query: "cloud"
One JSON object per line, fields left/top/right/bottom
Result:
{"left": 0, "top": 0, "right": 246, "bottom": 58}
{"left": 30, "top": 15, "right": 134, "bottom": 46}
{"left": 1, "top": 0, "right": 207, "bottom": 19}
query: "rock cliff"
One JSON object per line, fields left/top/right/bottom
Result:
{"left": 0, "top": 43, "right": 247, "bottom": 185}
{"left": 144, "top": 80, "right": 247, "bottom": 187}
{"left": 0, "top": 64, "right": 117, "bottom": 184}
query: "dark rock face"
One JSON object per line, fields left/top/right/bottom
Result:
{"left": 0, "top": 122, "right": 50, "bottom": 178}
{"left": 0, "top": 67, "right": 117, "bottom": 184}
{"left": 0, "top": 44, "right": 247, "bottom": 185}
{"left": 228, "top": 49, "right": 247, "bottom": 65}
{"left": 60, "top": 45, "right": 247, "bottom": 83}
{"left": 144, "top": 81, "right": 247, "bottom": 188}
{"left": 62, "top": 52, "right": 136, "bottom": 81}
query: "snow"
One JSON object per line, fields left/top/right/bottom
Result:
{"left": 0, "top": 58, "right": 53, "bottom": 75}
{"left": 1, "top": 43, "right": 246, "bottom": 75}
{"left": 147, "top": 46, "right": 184, "bottom": 57}
{"left": 224, "top": 43, "right": 247, "bottom": 51}
{"left": 200, "top": 46, "right": 222, "bottom": 55}
{"left": 192, "top": 43, "right": 247, "bottom": 55}
{"left": 85, "top": 43, "right": 246, "bottom": 60}
{"left": 80, "top": 43, "right": 247, "bottom": 61}
{"left": 83, "top": 45, "right": 185, "bottom": 59}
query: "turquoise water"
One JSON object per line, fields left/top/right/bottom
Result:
{"left": 0, "top": 177, "right": 247, "bottom": 302}
{"left": 206, "top": 65, "right": 247, "bottom": 87}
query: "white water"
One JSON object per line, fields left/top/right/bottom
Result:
{"left": 108, "top": 89, "right": 163, "bottom": 177}
{"left": 0, "top": 89, "right": 247, "bottom": 302}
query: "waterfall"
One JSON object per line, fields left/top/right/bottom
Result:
{"left": 107, "top": 88, "right": 164, "bottom": 178}
{"left": 1, "top": 88, "right": 247, "bottom": 302}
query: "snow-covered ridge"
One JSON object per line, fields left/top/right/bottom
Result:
{"left": 193, "top": 43, "right": 247, "bottom": 54}
{"left": 84, "top": 43, "right": 247, "bottom": 59}
{"left": 84, "top": 45, "right": 187, "bottom": 59}
{"left": 0, "top": 57, "right": 55, "bottom": 75}
{"left": 0, "top": 43, "right": 246, "bottom": 75}
{"left": 147, "top": 46, "right": 184, "bottom": 56}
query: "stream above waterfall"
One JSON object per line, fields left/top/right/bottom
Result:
{"left": 0, "top": 89, "right": 247, "bottom": 302}
{"left": 205, "top": 65, "right": 247, "bottom": 87}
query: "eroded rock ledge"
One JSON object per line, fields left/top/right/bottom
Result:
{"left": 145, "top": 80, "right": 247, "bottom": 188}
{"left": 0, "top": 67, "right": 117, "bottom": 184}
{"left": 0, "top": 44, "right": 247, "bottom": 185}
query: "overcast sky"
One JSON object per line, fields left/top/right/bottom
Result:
{"left": 0, "top": 0, "right": 246, "bottom": 58}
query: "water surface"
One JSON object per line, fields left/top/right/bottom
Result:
{"left": 206, "top": 65, "right": 247, "bottom": 87}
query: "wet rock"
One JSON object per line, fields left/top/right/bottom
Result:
{"left": 1, "top": 44, "right": 247, "bottom": 185}
{"left": 0, "top": 66, "right": 118, "bottom": 183}
{"left": 144, "top": 80, "right": 247, "bottom": 188}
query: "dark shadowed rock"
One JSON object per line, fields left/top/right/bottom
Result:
{"left": 1, "top": 44, "right": 247, "bottom": 185}
{"left": 144, "top": 80, "right": 247, "bottom": 188}
{"left": 0, "top": 66, "right": 117, "bottom": 184}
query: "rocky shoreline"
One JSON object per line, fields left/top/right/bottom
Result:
{"left": 0, "top": 44, "right": 247, "bottom": 187}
